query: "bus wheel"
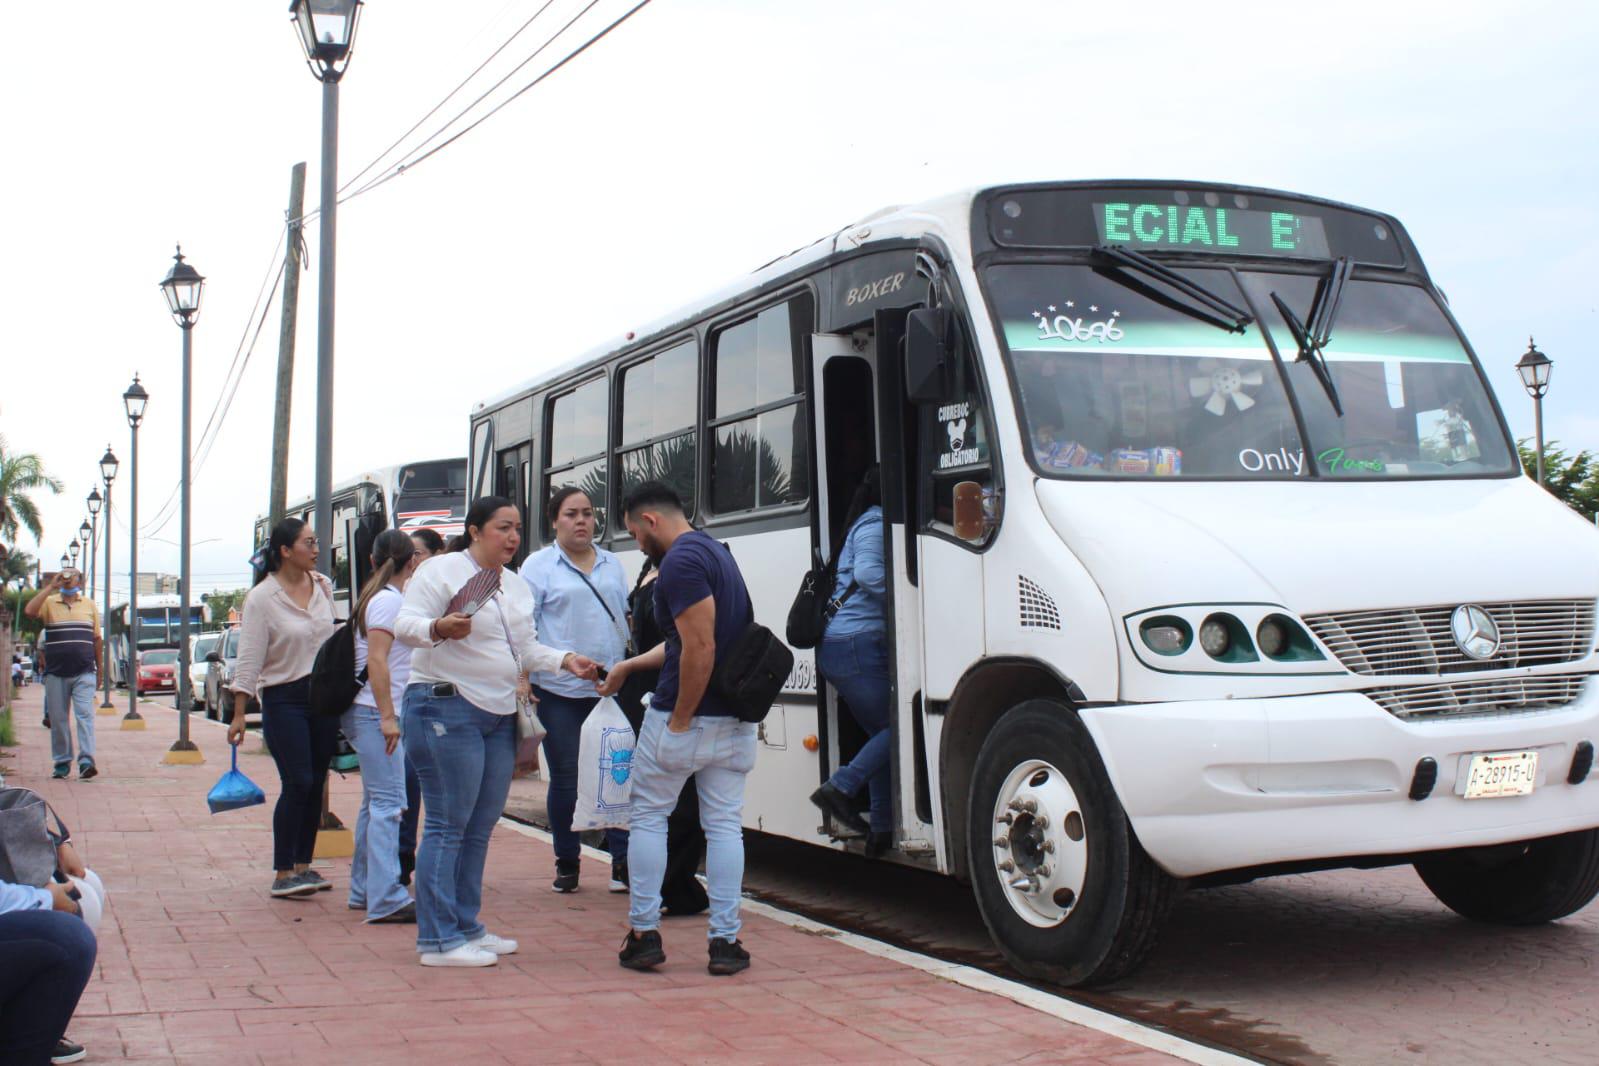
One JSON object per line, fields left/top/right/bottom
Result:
{"left": 1414, "top": 829, "right": 1599, "bottom": 925}
{"left": 968, "top": 699, "right": 1177, "bottom": 987}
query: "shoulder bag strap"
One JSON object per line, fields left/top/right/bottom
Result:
{"left": 571, "top": 561, "right": 634, "bottom": 656}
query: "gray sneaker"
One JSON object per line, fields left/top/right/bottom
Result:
{"left": 270, "top": 874, "right": 317, "bottom": 899}
{"left": 297, "top": 869, "right": 333, "bottom": 892}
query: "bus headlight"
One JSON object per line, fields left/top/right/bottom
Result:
{"left": 1139, "top": 616, "right": 1191, "bottom": 655}
{"left": 1256, "top": 617, "right": 1289, "bottom": 658}
{"left": 1199, "top": 616, "right": 1233, "bottom": 658}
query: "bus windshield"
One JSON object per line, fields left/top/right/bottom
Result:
{"left": 986, "top": 263, "right": 1516, "bottom": 480}
{"left": 394, "top": 460, "right": 466, "bottom": 530}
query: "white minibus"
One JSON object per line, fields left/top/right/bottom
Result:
{"left": 469, "top": 181, "right": 1599, "bottom": 985}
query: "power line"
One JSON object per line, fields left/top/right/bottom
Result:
{"left": 337, "top": 0, "right": 563, "bottom": 198}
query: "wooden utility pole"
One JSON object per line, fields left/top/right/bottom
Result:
{"left": 268, "top": 162, "right": 307, "bottom": 532}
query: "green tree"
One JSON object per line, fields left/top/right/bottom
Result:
{"left": 1517, "top": 439, "right": 1599, "bottom": 522}
{"left": 202, "top": 588, "right": 248, "bottom": 626}
{"left": 0, "top": 436, "right": 62, "bottom": 550}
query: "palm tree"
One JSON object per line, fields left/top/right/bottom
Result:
{"left": 0, "top": 435, "right": 62, "bottom": 551}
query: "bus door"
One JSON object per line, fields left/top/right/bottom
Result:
{"left": 810, "top": 333, "right": 884, "bottom": 841}
{"left": 495, "top": 443, "right": 532, "bottom": 563}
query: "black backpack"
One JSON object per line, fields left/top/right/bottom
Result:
{"left": 308, "top": 620, "right": 368, "bottom": 717}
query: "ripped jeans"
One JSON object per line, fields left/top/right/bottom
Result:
{"left": 401, "top": 684, "right": 515, "bottom": 955}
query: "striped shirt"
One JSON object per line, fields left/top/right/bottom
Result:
{"left": 40, "top": 593, "right": 99, "bottom": 678}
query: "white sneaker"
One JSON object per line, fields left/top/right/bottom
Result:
{"left": 466, "top": 932, "right": 519, "bottom": 956}
{"left": 420, "top": 944, "right": 498, "bottom": 968}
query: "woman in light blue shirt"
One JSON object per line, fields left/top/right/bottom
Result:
{"left": 519, "top": 486, "right": 631, "bottom": 893}
{"left": 809, "top": 468, "right": 895, "bottom": 857}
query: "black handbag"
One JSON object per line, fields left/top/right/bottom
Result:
{"left": 713, "top": 622, "right": 795, "bottom": 724}
{"left": 785, "top": 549, "right": 856, "bottom": 650}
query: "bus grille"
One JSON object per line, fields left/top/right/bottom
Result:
{"left": 1303, "top": 599, "right": 1596, "bottom": 676}
{"left": 1367, "top": 673, "right": 1590, "bottom": 721}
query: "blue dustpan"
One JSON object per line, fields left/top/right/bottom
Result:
{"left": 207, "top": 746, "right": 266, "bottom": 814}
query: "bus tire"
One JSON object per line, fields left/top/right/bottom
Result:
{"left": 1414, "top": 829, "right": 1599, "bottom": 925}
{"left": 967, "top": 699, "right": 1177, "bottom": 988}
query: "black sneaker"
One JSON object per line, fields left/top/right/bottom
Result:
{"left": 552, "top": 859, "right": 580, "bottom": 894}
{"left": 609, "top": 858, "right": 629, "bottom": 893}
{"left": 366, "top": 900, "right": 417, "bottom": 924}
{"left": 810, "top": 782, "right": 869, "bottom": 837}
{"left": 51, "top": 1037, "right": 87, "bottom": 1064}
{"left": 707, "top": 937, "right": 751, "bottom": 976}
{"left": 78, "top": 761, "right": 98, "bottom": 781}
{"left": 618, "top": 929, "right": 665, "bottom": 970}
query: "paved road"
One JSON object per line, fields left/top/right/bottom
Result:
{"left": 731, "top": 833, "right": 1599, "bottom": 1066}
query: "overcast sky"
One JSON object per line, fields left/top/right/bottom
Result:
{"left": 3, "top": 0, "right": 1595, "bottom": 596}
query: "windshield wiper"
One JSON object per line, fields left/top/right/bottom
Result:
{"left": 1093, "top": 245, "right": 1254, "bottom": 333}
{"left": 1269, "top": 256, "right": 1353, "bottom": 417}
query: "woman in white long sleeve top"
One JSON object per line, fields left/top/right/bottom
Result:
{"left": 395, "top": 496, "right": 599, "bottom": 968}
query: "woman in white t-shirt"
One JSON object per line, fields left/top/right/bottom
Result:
{"left": 343, "top": 530, "right": 422, "bottom": 924}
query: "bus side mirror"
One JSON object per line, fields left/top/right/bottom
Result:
{"left": 904, "top": 307, "right": 950, "bottom": 404}
{"left": 952, "top": 481, "right": 998, "bottom": 542}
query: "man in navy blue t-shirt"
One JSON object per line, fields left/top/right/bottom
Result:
{"left": 599, "top": 482, "right": 756, "bottom": 977}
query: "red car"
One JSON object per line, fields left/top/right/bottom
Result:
{"left": 136, "top": 649, "right": 179, "bottom": 693}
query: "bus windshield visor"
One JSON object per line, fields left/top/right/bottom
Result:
{"left": 986, "top": 264, "right": 1516, "bottom": 480}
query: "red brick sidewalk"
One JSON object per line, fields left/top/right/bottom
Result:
{"left": 2, "top": 685, "right": 1192, "bottom": 1065}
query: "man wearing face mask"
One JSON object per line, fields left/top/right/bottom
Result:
{"left": 25, "top": 569, "right": 103, "bottom": 780}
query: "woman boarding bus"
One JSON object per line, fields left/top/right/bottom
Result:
{"left": 465, "top": 180, "right": 1599, "bottom": 986}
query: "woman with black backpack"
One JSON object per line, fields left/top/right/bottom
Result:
{"left": 230, "top": 518, "right": 339, "bottom": 899}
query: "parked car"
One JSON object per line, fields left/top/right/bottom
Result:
{"left": 189, "top": 633, "right": 221, "bottom": 712}
{"left": 136, "top": 649, "right": 179, "bottom": 694}
{"left": 206, "top": 626, "right": 258, "bottom": 722}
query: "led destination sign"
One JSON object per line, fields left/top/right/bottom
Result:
{"left": 983, "top": 186, "right": 1407, "bottom": 267}
{"left": 1095, "top": 202, "right": 1331, "bottom": 258}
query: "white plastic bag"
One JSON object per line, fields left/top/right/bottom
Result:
{"left": 572, "top": 696, "right": 635, "bottom": 831}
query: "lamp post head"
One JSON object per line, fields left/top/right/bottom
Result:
{"left": 290, "top": 0, "right": 363, "bottom": 81}
{"left": 87, "top": 487, "right": 102, "bottom": 516}
{"left": 79, "top": 520, "right": 92, "bottom": 540}
{"left": 60, "top": 553, "right": 69, "bottom": 570}
{"left": 160, "top": 245, "right": 205, "bottom": 327}
{"left": 1515, "top": 337, "right": 1552, "bottom": 399}
{"left": 68, "top": 540, "right": 79, "bottom": 563}
{"left": 99, "top": 446, "right": 119, "bottom": 485}
{"left": 124, "top": 375, "right": 149, "bottom": 428}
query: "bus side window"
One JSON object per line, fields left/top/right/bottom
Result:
{"left": 544, "top": 376, "right": 609, "bottom": 540}
{"left": 619, "top": 339, "right": 698, "bottom": 520}
{"left": 708, "top": 295, "right": 812, "bottom": 515}
{"left": 920, "top": 339, "right": 995, "bottom": 541}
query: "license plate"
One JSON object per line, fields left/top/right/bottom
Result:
{"left": 1463, "top": 750, "right": 1539, "bottom": 799}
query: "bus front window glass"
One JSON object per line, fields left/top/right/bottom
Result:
{"left": 709, "top": 296, "right": 811, "bottom": 515}
{"left": 620, "top": 341, "right": 697, "bottom": 518}
{"left": 1238, "top": 274, "right": 1516, "bottom": 478}
{"left": 988, "top": 264, "right": 1306, "bottom": 478}
{"left": 545, "top": 376, "right": 609, "bottom": 537}
{"left": 331, "top": 500, "right": 355, "bottom": 594}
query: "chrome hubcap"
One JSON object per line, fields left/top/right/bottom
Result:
{"left": 990, "top": 759, "right": 1087, "bottom": 927}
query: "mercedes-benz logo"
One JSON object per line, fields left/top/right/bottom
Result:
{"left": 1451, "top": 604, "right": 1501, "bottom": 660}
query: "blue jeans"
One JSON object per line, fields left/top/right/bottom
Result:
{"left": 0, "top": 909, "right": 98, "bottom": 1065}
{"left": 260, "top": 678, "right": 339, "bottom": 871}
{"left": 534, "top": 687, "right": 628, "bottom": 865}
{"left": 819, "top": 630, "right": 893, "bottom": 833}
{"left": 44, "top": 673, "right": 97, "bottom": 771}
{"left": 341, "top": 704, "right": 412, "bottom": 920}
{"left": 628, "top": 708, "right": 756, "bottom": 941}
{"left": 402, "top": 684, "right": 515, "bottom": 954}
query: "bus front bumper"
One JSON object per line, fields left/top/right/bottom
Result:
{"left": 1079, "top": 680, "right": 1599, "bottom": 879}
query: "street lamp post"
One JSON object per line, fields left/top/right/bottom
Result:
{"left": 123, "top": 378, "right": 149, "bottom": 730}
{"left": 86, "top": 491, "right": 102, "bottom": 603}
{"left": 160, "top": 247, "right": 205, "bottom": 763}
{"left": 1515, "top": 338, "right": 1553, "bottom": 487}
{"left": 78, "top": 520, "right": 92, "bottom": 603}
{"left": 68, "top": 539, "right": 79, "bottom": 568}
{"left": 290, "top": 0, "right": 363, "bottom": 577}
{"left": 96, "top": 450, "right": 116, "bottom": 710}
